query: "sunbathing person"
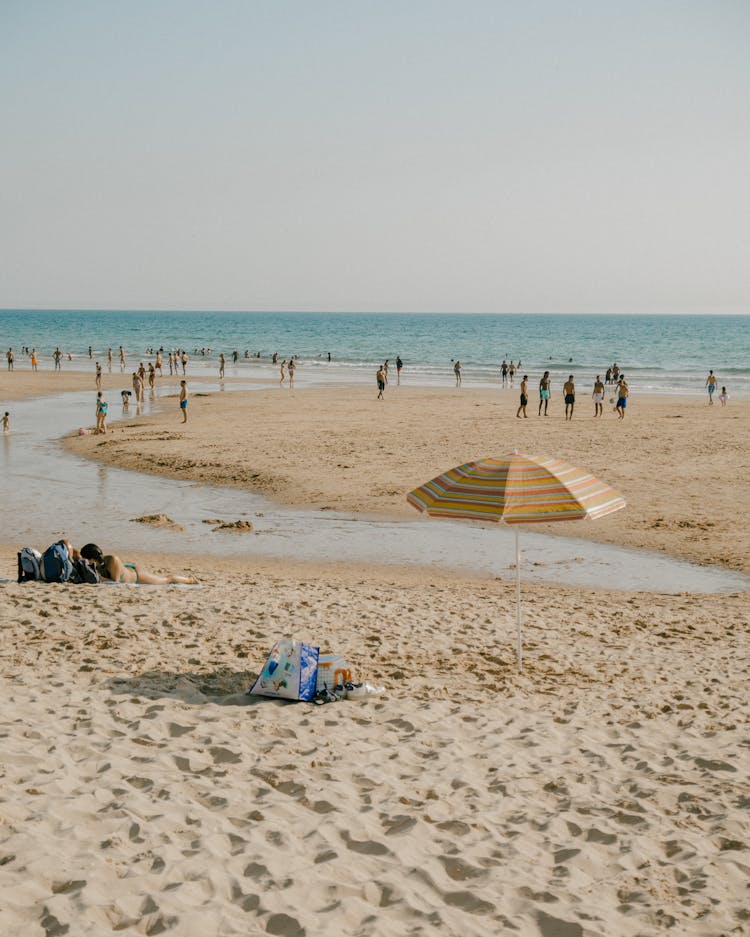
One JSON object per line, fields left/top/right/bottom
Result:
{"left": 79, "top": 543, "right": 198, "bottom": 585}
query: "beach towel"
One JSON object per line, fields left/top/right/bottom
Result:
{"left": 249, "top": 639, "right": 319, "bottom": 701}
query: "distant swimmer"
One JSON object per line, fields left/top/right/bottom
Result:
{"left": 592, "top": 374, "right": 604, "bottom": 417}
{"left": 538, "top": 371, "right": 551, "bottom": 416}
{"left": 563, "top": 375, "right": 575, "bottom": 421}
{"left": 454, "top": 360, "right": 462, "bottom": 387}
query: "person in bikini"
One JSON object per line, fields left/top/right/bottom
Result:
{"left": 79, "top": 543, "right": 198, "bottom": 585}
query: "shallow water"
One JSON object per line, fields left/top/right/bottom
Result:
{"left": 1, "top": 381, "right": 748, "bottom": 594}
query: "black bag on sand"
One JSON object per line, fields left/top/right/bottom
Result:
{"left": 71, "top": 557, "right": 101, "bottom": 584}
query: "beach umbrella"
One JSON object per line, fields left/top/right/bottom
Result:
{"left": 407, "top": 452, "right": 626, "bottom": 672}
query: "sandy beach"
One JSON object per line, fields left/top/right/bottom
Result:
{"left": 1, "top": 375, "right": 749, "bottom": 936}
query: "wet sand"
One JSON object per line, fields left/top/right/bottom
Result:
{"left": 64, "top": 381, "right": 750, "bottom": 572}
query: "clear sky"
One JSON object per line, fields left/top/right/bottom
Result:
{"left": 1, "top": 0, "right": 749, "bottom": 313}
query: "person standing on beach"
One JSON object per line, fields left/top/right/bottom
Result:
{"left": 705, "top": 370, "right": 717, "bottom": 404}
{"left": 592, "top": 375, "right": 605, "bottom": 417}
{"left": 54, "top": 347, "right": 62, "bottom": 370}
{"left": 508, "top": 361, "right": 516, "bottom": 386}
{"left": 719, "top": 386, "right": 729, "bottom": 406}
{"left": 396, "top": 355, "right": 403, "bottom": 385}
{"left": 155, "top": 351, "right": 162, "bottom": 375}
{"left": 181, "top": 352, "right": 188, "bottom": 375}
{"left": 95, "top": 362, "right": 102, "bottom": 389}
{"left": 107, "top": 348, "right": 113, "bottom": 370}
{"left": 279, "top": 359, "right": 286, "bottom": 385}
{"left": 30, "top": 349, "right": 38, "bottom": 371}
{"left": 179, "top": 380, "right": 188, "bottom": 422}
{"left": 6, "top": 348, "right": 14, "bottom": 371}
{"left": 563, "top": 375, "right": 575, "bottom": 420}
{"left": 615, "top": 375, "right": 629, "bottom": 419}
{"left": 538, "top": 371, "right": 551, "bottom": 415}
{"left": 2, "top": 412, "right": 9, "bottom": 433}
{"left": 376, "top": 365, "right": 386, "bottom": 400}
{"left": 516, "top": 375, "right": 529, "bottom": 418}
{"left": 132, "top": 371, "right": 142, "bottom": 404}
{"left": 501, "top": 360, "right": 509, "bottom": 386}
{"left": 288, "top": 358, "right": 296, "bottom": 388}
{"left": 219, "top": 353, "right": 225, "bottom": 379}
{"left": 119, "top": 346, "right": 126, "bottom": 370}
{"left": 95, "top": 391, "right": 108, "bottom": 434}
{"left": 454, "top": 360, "right": 462, "bottom": 387}
{"left": 148, "top": 362, "right": 155, "bottom": 391}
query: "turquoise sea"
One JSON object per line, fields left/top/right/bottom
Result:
{"left": 1, "top": 310, "right": 748, "bottom": 395}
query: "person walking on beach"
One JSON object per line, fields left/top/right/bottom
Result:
{"left": 30, "top": 349, "right": 38, "bottom": 371}
{"left": 95, "top": 391, "right": 108, "bottom": 434}
{"left": 538, "top": 371, "right": 551, "bottom": 415}
{"left": 501, "top": 360, "right": 508, "bottom": 386}
{"left": 219, "top": 353, "right": 225, "bottom": 379}
{"left": 119, "top": 346, "right": 126, "bottom": 370}
{"left": 108, "top": 348, "right": 113, "bottom": 370}
{"left": 719, "top": 386, "right": 729, "bottom": 406}
{"left": 592, "top": 374, "right": 605, "bottom": 417}
{"left": 705, "top": 370, "right": 717, "bottom": 404}
{"left": 179, "top": 380, "right": 188, "bottom": 422}
{"left": 279, "top": 359, "right": 286, "bottom": 385}
{"left": 155, "top": 351, "right": 162, "bottom": 375}
{"left": 454, "top": 360, "right": 462, "bottom": 387}
{"left": 376, "top": 365, "right": 386, "bottom": 400}
{"left": 508, "top": 361, "right": 516, "bottom": 386}
{"left": 615, "top": 375, "right": 629, "bottom": 419}
{"left": 6, "top": 348, "right": 14, "bottom": 371}
{"left": 148, "top": 362, "right": 155, "bottom": 391}
{"left": 2, "top": 412, "right": 9, "bottom": 434}
{"left": 396, "top": 355, "right": 403, "bottom": 385}
{"left": 288, "top": 357, "right": 296, "bottom": 388}
{"left": 516, "top": 375, "right": 529, "bottom": 418}
{"left": 95, "top": 361, "right": 102, "bottom": 390}
{"left": 132, "top": 371, "right": 142, "bottom": 404}
{"left": 563, "top": 375, "right": 575, "bottom": 420}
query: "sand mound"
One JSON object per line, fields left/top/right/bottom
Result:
{"left": 211, "top": 519, "right": 254, "bottom": 532}
{"left": 131, "top": 513, "right": 185, "bottom": 531}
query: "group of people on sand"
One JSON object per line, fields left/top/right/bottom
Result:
{"left": 515, "top": 373, "right": 630, "bottom": 420}
{"left": 705, "top": 370, "right": 728, "bottom": 406}
{"left": 375, "top": 357, "right": 403, "bottom": 398}
{"left": 278, "top": 356, "right": 297, "bottom": 387}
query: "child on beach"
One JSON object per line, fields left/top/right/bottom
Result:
{"left": 719, "top": 386, "right": 728, "bottom": 406}
{"left": 95, "top": 392, "right": 108, "bottom": 434}
{"left": 2, "top": 412, "right": 9, "bottom": 433}
{"left": 179, "top": 380, "right": 188, "bottom": 422}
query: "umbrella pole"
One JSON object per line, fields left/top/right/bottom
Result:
{"left": 515, "top": 527, "right": 522, "bottom": 673}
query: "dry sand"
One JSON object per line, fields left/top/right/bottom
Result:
{"left": 2, "top": 375, "right": 749, "bottom": 935}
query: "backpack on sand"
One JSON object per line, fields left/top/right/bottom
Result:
{"left": 41, "top": 541, "right": 74, "bottom": 583}
{"left": 17, "top": 547, "right": 44, "bottom": 583}
{"left": 71, "top": 557, "right": 100, "bottom": 584}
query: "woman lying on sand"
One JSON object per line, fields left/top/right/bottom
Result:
{"left": 78, "top": 543, "right": 198, "bottom": 585}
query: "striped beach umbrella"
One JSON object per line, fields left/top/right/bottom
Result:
{"left": 407, "top": 452, "right": 626, "bottom": 672}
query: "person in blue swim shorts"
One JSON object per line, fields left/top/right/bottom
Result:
{"left": 616, "top": 375, "right": 629, "bottom": 419}
{"left": 179, "top": 380, "right": 188, "bottom": 423}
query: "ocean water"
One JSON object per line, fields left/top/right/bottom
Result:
{"left": 1, "top": 310, "right": 748, "bottom": 395}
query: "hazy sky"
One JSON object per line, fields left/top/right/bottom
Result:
{"left": 1, "top": 1, "right": 749, "bottom": 313}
